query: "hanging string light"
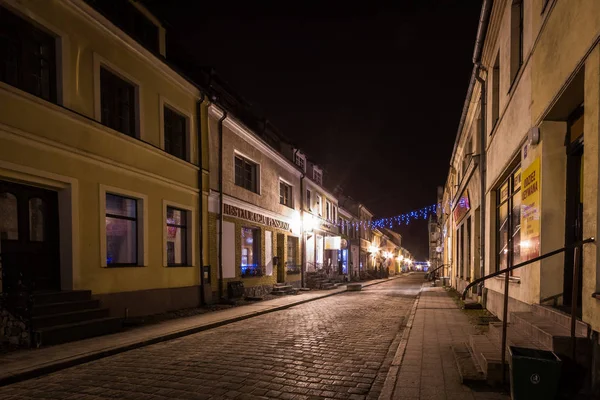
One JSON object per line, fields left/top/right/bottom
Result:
{"left": 330, "top": 204, "right": 439, "bottom": 229}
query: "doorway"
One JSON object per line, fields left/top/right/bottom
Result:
{"left": 277, "top": 233, "right": 285, "bottom": 283}
{"left": 563, "top": 106, "right": 584, "bottom": 310}
{"left": 0, "top": 180, "right": 60, "bottom": 292}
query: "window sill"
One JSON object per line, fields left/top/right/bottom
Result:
{"left": 166, "top": 265, "right": 194, "bottom": 268}
{"left": 106, "top": 264, "right": 145, "bottom": 268}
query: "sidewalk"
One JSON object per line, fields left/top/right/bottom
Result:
{"left": 0, "top": 276, "right": 399, "bottom": 386}
{"left": 388, "top": 285, "right": 509, "bottom": 400}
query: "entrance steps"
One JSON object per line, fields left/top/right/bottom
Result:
{"left": 454, "top": 304, "right": 591, "bottom": 387}
{"left": 271, "top": 283, "right": 298, "bottom": 296}
{"left": 30, "top": 290, "right": 122, "bottom": 347}
{"left": 306, "top": 271, "right": 343, "bottom": 290}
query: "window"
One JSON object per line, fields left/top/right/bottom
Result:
{"left": 234, "top": 155, "right": 258, "bottom": 193}
{"left": 106, "top": 193, "right": 138, "bottom": 265}
{"left": 164, "top": 106, "right": 187, "bottom": 161}
{"left": 295, "top": 154, "right": 305, "bottom": 170}
{"left": 316, "top": 195, "right": 322, "bottom": 216}
{"left": 166, "top": 207, "right": 187, "bottom": 266}
{"left": 0, "top": 192, "right": 18, "bottom": 240}
{"left": 510, "top": 0, "right": 524, "bottom": 84}
{"left": 491, "top": 53, "right": 500, "bottom": 130}
{"left": 280, "top": 181, "right": 292, "bottom": 207}
{"left": 241, "top": 227, "right": 261, "bottom": 277}
{"left": 286, "top": 236, "right": 299, "bottom": 273}
{"left": 462, "top": 137, "right": 473, "bottom": 175}
{"left": 306, "top": 189, "right": 311, "bottom": 210}
{"left": 314, "top": 170, "right": 322, "bottom": 185}
{"left": 100, "top": 67, "right": 136, "bottom": 137}
{"left": 333, "top": 206, "right": 337, "bottom": 222}
{"left": 496, "top": 166, "right": 522, "bottom": 276}
{"left": 0, "top": 6, "right": 57, "bottom": 103}
{"left": 326, "top": 200, "right": 332, "bottom": 220}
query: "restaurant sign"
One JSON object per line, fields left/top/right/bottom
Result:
{"left": 224, "top": 204, "right": 290, "bottom": 231}
{"left": 453, "top": 190, "right": 470, "bottom": 224}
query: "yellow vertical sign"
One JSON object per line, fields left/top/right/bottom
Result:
{"left": 521, "top": 158, "right": 541, "bottom": 261}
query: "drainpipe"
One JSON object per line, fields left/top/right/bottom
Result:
{"left": 196, "top": 93, "right": 205, "bottom": 304}
{"left": 218, "top": 109, "right": 228, "bottom": 301}
{"left": 358, "top": 204, "right": 363, "bottom": 276}
{"left": 475, "top": 70, "right": 487, "bottom": 297}
{"left": 293, "top": 148, "right": 307, "bottom": 287}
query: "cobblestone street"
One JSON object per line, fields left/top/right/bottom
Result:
{"left": 0, "top": 275, "right": 423, "bottom": 400}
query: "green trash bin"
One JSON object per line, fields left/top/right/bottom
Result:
{"left": 509, "top": 346, "right": 562, "bottom": 400}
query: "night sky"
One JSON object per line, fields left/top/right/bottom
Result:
{"left": 145, "top": 0, "right": 482, "bottom": 259}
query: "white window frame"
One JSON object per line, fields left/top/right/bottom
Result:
{"left": 99, "top": 184, "right": 148, "bottom": 267}
{"left": 159, "top": 95, "right": 194, "bottom": 163}
{"left": 93, "top": 52, "right": 144, "bottom": 139}
{"left": 295, "top": 153, "right": 306, "bottom": 172}
{"left": 313, "top": 169, "right": 322, "bottom": 185}
{"left": 233, "top": 150, "right": 261, "bottom": 195}
{"left": 279, "top": 178, "right": 293, "bottom": 208}
{"left": 326, "top": 200, "right": 332, "bottom": 220}
{"left": 316, "top": 194, "right": 322, "bottom": 216}
{"left": 162, "top": 200, "right": 195, "bottom": 267}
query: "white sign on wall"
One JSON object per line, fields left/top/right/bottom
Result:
{"left": 265, "top": 230, "right": 273, "bottom": 276}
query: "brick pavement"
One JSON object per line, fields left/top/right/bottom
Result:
{"left": 0, "top": 275, "right": 423, "bottom": 400}
{"left": 390, "top": 286, "right": 509, "bottom": 400}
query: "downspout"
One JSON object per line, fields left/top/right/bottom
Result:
{"left": 475, "top": 70, "right": 487, "bottom": 298}
{"left": 358, "top": 204, "right": 363, "bottom": 275}
{"left": 295, "top": 148, "right": 307, "bottom": 288}
{"left": 196, "top": 93, "right": 205, "bottom": 304}
{"left": 218, "top": 109, "right": 228, "bottom": 301}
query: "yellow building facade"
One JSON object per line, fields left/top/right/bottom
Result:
{"left": 0, "top": 0, "right": 210, "bottom": 327}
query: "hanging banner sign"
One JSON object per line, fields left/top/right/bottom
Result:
{"left": 521, "top": 157, "right": 541, "bottom": 261}
{"left": 453, "top": 190, "right": 470, "bottom": 224}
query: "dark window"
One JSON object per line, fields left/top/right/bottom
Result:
{"left": 85, "top": 0, "right": 159, "bottom": 53}
{"left": 241, "top": 227, "right": 261, "bottom": 277}
{"left": 496, "top": 166, "right": 522, "bottom": 276}
{"left": 286, "top": 236, "right": 298, "bottom": 273}
{"left": 280, "top": 181, "right": 292, "bottom": 207}
{"left": 106, "top": 193, "right": 138, "bottom": 265}
{"left": 295, "top": 155, "right": 305, "bottom": 170}
{"left": 510, "top": 0, "right": 524, "bottom": 84}
{"left": 164, "top": 106, "right": 187, "bottom": 160}
{"left": 0, "top": 6, "right": 57, "bottom": 103}
{"left": 314, "top": 170, "right": 322, "bottom": 185}
{"left": 166, "top": 207, "right": 187, "bottom": 266}
{"left": 306, "top": 189, "right": 311, "bottom": 210}
{"left": 100, "top": 67, "right": 136, "bottom": 137}
{"left": 491, "top": 53, "right": 500, "bottom": 130}
{"left": 234, "top": 156, "right": 258, "bottom": 193}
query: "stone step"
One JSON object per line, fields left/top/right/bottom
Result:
{"left": 34, "top": 317, "right": 123, "bottom": 346}
{"left": 531, "top": 304, "right": 589, "bottom": 338}
{"left": 33, "top": 290, "right": 92, "bottom": 305}
{"left": 32, "top": 307, "right": 110, "bottom": 329}
{"left": 511, "top": 311, "right": 587, "bottom": 351}
{"left": 468, "top": 334, "right": 506, "bottom": 385}
{"left": 452, "top": 342, "right": 485, "bottom": 384}
{"left": 33, "top": 299, "right": 102, "bottom": 316}
{"left": 320, "top": 283, "right": 335, "bottom": 290}
{"left": 487, "top": 322, "right": 547, "bottom": 353}
{"left": 272, "top": 285, "right": 293, "bottom": 291}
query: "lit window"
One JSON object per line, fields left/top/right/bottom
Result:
{"left": 106, "top": 193, "right": 138, "bottom": 265}
{"left": 496, "top": 166, "right": 521, "bottom": 276}
{"left": 326, "top": 200, "right": 332, "bottom": 220}
{"left": 286, "top": 236, "right": 299, "bottom": 274}
{"left": 280, "top": 181, "right": 292, "bottom": 207}
{"left": 166, "top": 207, "right": 187, "bottom": 266}
{"left": 241, "top": 227, "right": 262, "bottom": 277}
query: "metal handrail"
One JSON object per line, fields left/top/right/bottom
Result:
{"left": 427, "top": 264, "right": 449, "bottom": 278}
{"left": 461, "top": 237, "right": 595, "bottom": 385}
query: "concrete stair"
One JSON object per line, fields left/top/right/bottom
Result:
{"left": 454, "top": 303, "right": 591, "bottom": 388}
{"left": 29, "top": 290, "right": 122, "bottom": 347}
{"left": 306, "top": 271, "right": 338, "bottom": 290}
{"left": 271, "top": 283, "right": 298, "bottom": 296}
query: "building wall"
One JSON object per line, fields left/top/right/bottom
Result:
{"left": 0, "top": 0, "right": 207, "bottom": 317}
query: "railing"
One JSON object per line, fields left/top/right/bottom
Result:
{"left": 462, "top": 237, "right": 595, "bottom": 385}
{"left": 0, "top": 252, "right": 36, "bottom": 347}
{"left": 426, "top": 264, "right": 449, "bottom": 280}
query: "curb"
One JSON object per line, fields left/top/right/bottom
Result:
{"left": 378, "top": 285, "right": 422, "bottom": 400}
{"left": 0, "top": 275, "right": 402, "bottom": 387}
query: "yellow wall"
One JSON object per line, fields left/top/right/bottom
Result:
{"left": 0, "top": 0, "right": 208, "bottom": 295}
